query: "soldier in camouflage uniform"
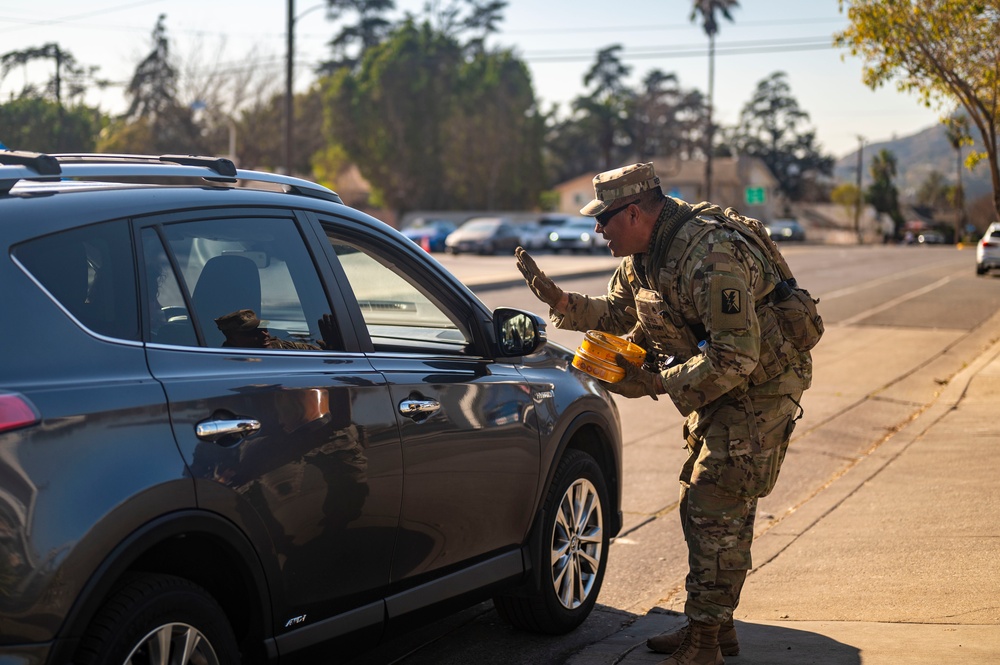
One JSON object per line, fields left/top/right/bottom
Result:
{"left": 515, "top": 163, "right": 812, "bottom": 665}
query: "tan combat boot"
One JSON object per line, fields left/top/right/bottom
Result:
{"left": 654, "top": 620, "right": 724, "bottom": 665}
{"left": 647, "top": 618, "right": 739, "bottom": 656}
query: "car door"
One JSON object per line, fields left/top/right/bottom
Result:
{"left": 136, "top": 210, "right": 403, "bottom": 643}
{"left": 317, "top": 219, "right": 540, "bottom": 583}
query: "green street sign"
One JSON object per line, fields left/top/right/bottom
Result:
{"left": 745, "top": 187, "right": 766, "bottom": 205}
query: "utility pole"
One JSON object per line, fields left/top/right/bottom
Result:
{"left": 285, "top": 0, "right": 294, "bottom": 175}
{"left": 854, "top": 135, "right": 865, "bottom": 244}
{"left": 704, "top": 34, "right": 715, "bottom": 202}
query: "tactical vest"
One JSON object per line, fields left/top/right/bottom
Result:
{"left": 626, "top": 207, "right": 822, "bottom": 386}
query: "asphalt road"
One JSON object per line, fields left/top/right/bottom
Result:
{"left": 346, "top": 244, "right": 1000, "bottom": 665}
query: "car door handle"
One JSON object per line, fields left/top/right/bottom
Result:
{"left": 398, "top": 399, "right": 440, "bottom": 418}
{"left": 196, "top": 418, "right": 261, "bottom": 442}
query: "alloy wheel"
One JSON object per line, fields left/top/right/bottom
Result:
{"left": 123, "top": 622, "right": 220, "bottom": 665}
{"left": 550, "top": 477, "right": 604, "bottom": 609}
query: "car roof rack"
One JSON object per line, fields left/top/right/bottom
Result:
{"left": 0, "top": 151, "right": 342, "bottom": 202}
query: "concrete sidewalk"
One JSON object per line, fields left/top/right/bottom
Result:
{"left": 443, "top": 249, "right": 1000, "bottom": 663}
{"left": 569, "top": 335, "right": 1000, "bottom": 664}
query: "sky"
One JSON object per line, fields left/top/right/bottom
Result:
{"left": 0, "top": 0, "right": 948, "bottom": 159}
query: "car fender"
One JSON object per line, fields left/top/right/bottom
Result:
{"left": 511, "top": 406, "right": 622, "bottom": 597}
{"left": 48, "top": 509, "right": 272, "bottom": 665}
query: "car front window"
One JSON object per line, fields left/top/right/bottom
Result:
{"left": 326, "top": 234, "right": 472, "bottom": 353}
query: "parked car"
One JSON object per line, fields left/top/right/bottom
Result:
{"left": 401, "top": 217, "right": 457, "bottom": 252}
{"left": 917, "top": 230, "right": 947, "bottom": 245}
{"left": 537, "top": 214, "right": 571, "bottom": 230}
{"left": 547, "top": 216, "right": 605, "bottom": 253}
{"left": 976, "top": 223, "right": 1000, "bottom": 275}
{"left": 444, "top": 216, "right": 521, "bottom": 255}
{"left": 765, "top": 219, "right": 806, "bottom": 242}
{"left": 0, "top": 151, "right": 623, "bottom": 664}
{"left": 517, "top": 221, "right": 550, "bottom": 250}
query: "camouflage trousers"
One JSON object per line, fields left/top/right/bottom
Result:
{"left": 678, "top": 390, "right": 803, "bottom": 625}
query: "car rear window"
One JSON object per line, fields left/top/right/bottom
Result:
{"left": 14, "top": 221, "right": 140, "bottom": 341}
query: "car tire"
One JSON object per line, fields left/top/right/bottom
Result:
{"left": 74, "top": 573, "right": 241, "bottom": 665}
{"left": 977, "top": 263, "right": 987, "bottom": 276}
{"left": 493, "top": 449, "right": 610, "bottom": 634}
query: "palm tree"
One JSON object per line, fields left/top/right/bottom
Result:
{"left": 945, "top": 115, "right": 970, "bottom": 242}
{"left": 690, "top": 0, "right": 739, "bottom": 201}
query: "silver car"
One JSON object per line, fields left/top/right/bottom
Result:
{"left": 547, "top": 216, "right": 604, "bottom": 253}
{"left": 976, "top": 223, "right": 1000, "bottom": 275}
{"left": 445, "top": 217, "right": 521, "bottom": 255}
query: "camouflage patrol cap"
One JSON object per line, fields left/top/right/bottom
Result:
{"left": 215, "top": 308, "right": 262, "bottom": 332}
{"left": 580, "top": 162, "right": 661, "bottom": 216}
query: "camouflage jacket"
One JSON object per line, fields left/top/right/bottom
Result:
{"left": 552, "top": 198, "right": 812, "bottom": 416}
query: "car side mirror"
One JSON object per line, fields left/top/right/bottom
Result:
{"left": 493, "top": 307, "right": 546, "bottom": 358}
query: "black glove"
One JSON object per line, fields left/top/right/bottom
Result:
{"left": 515, "top": 246, "right": 564, "bottom": 308}
{"left": 600, "top": 353, "right": 663, "bottom": 400}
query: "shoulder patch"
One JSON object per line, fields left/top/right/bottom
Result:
{"left": 709, "top": 274, "right": 751, "bottom": 331}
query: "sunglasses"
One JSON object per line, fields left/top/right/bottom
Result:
{"left": 596, "top": 200, "right": 636, "bottom": 229}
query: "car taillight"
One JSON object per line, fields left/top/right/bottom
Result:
{"left": 0, "top": 393, "right": 39, "bottom": 433}
{"left": 983, "top": 240, "right": 998, "bottom": 248}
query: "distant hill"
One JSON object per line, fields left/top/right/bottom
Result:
{"left": 834, "top": 122, "right": 993, "bottom": 204}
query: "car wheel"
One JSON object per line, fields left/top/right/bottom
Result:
{"left": 494, "top": 449, "right": 610, "bottom": 634}
{"left": 75, "top": 573, "right": 240, "bottom": 665}
{"left": 977, "top": 263, "right": 987, "bottom": 276}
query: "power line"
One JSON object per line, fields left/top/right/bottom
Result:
{"left": 504, "top": 16, "right": 845, "bottom": 35}
{"left": 0, "top": 1, "right": 164, "bottom": 34}
{"left": 524, "top": 39, "right": 835, "bottom": 63}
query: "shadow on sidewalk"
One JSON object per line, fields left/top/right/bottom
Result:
{"left": 732, "top": 620, "right": 860, "bottom": 664}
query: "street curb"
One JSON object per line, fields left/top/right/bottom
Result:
{"left": 567, "top": 609, "right": 687, "bottom": 665}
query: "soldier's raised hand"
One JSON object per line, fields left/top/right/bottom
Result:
{"left": 515, "top": 246, "right": 565, "bottom": 308}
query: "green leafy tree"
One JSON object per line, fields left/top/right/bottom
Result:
{"left": 1, "top": 43, "right": 105, "bottom": 106}
{"left": 729, "top": 72, "right": 833, "bottom": 201}
{"left": 831, "top": 181, "right": 863, "bottom": 222}
{"left": 324, "top": 19, "right": 543, "bottom": 213}
{"left": 866, "top": 148, "right": 903, "bottom": 229}
{"left": 318, "top": 0, "right": 397, "bottom": 74}
{"left": 101, "top": 15, "right": 202, "bottom": 154}
{"left": 415, "top": 0, "right": 508, "bottom": 52}
{"left": 915, "top": 170, "right": 952, "bottom": 210}
{"left": 572, "top": 45, "right": 633, "bottom": 171}
{"left": 124, "top": 15, "right": 178, "bottom": 122}
{"left": 0, "top": 97, "right": 103, "bottom": 152}
{"left": 836, "top": 0, "right": 1000, "bottom": 220}
{"left": 544, "top": 108, "right": 603, "bottom": 187}
{"left": 443, "top": 50, "right": 544, "bottom": 209}
{"left": 1, "top": 43, "right": 107, "bottom": 150}
{"left": 234, "top": 85, "right": 326, "bottom": 174}
{"left": 690, "top": 0, "right": 739, "bottom": 200}
{"left": 629, "top": 69, "right": 707, "bottom": 162}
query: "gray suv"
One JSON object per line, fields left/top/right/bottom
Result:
{"left": 0, "top": 152, "right": 623, "bottom": 664}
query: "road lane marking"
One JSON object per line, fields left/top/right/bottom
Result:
{"left": 818, "top": 259, "right": 964, "bottom": 301}
{"left": 835, "top": 270, "right": 965, "bottom": 327}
